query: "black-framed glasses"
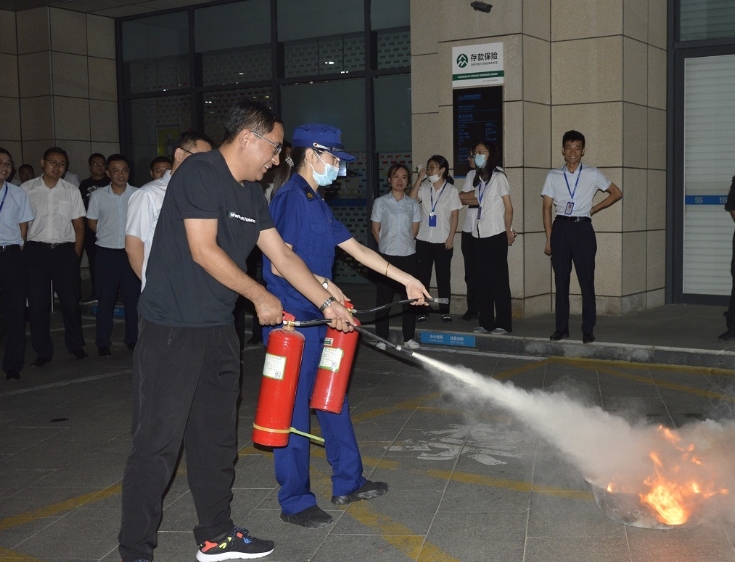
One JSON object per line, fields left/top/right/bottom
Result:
{"left": 252, "top": 130, "right": 283, "bottom": 156}
{"left": 0, "top": 161, "right": 13, "bottom": 169}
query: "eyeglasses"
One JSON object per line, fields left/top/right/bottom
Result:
{"left": 45, "top": 160, "right": 67, "bottom": 168}
{"left": 91, "top": 162, "right": 106, "bottom": 168}
{"left": 0, "top": 161, "right": 13, "bottom": 169}
{"left": 251, "top": 130, "right": 283, "bottom": 156}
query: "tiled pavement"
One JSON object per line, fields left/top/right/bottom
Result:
{"left": 2, "top": 298, "right": 735, "bottom": 561}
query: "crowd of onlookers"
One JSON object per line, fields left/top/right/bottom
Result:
{"left": 0, "top": 127, "right": 630, "bottom": 382}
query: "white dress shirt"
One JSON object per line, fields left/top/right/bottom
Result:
{"left": 371, "top": 191, "right": 421, "bottom": 256}
{"left": 63, "top": 171, "right": 80, "bottom": 187}
{"left": 0, "top": 181, "right": 35, "bottom": 245}
{"left": 541, "top": 164, "right": 614, "bottom": 218}
{"left": 473, "top": 167, "right": 510, "bottom": 239}
{"left": 460, "top": 170, "right": 478, "bottom": 233}
{"left": 22, "top": 177, "right": 85, "bottom": 243}
{"left": 416, "top": 180, "right": 463, "bottom": 244}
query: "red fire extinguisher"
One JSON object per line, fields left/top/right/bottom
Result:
{"left": 252, "top": 313, "right": 305, "bottom": 447}
{"left": 310, "top": 302, "right": 360, "bottom": 414}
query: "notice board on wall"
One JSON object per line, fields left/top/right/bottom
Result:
{"left": 453, "top": 86, "right": 503, "bottom": 178}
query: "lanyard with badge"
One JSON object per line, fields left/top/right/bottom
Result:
{"left": 563, "top": 163, "right": 582, "bottom": 215}
{"left": 476, "top": 179, "right": 488, "bottom": 220}
{"left": 0, "top": 184, "right": 8, "bottom": 216}
{"left": 428, "top": 181, "right": 447, "bottom": 227}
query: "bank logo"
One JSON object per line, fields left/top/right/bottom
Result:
{"left": 456, "top": 53, "right": 468, "bottom": 68}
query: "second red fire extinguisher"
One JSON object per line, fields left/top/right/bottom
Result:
{"left": 310, "top": 303, "right": 360, "bottom": 414}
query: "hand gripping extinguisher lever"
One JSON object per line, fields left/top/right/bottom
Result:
{"left": 353, "top": 326, "right": 416, "bottom": 356}
{"left": 351, "top": 296, "right": 449, "bottom": 315}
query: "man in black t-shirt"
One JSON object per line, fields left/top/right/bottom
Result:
{"left": 78, "top": 153, "right": 109, "bottom": 302}
{"left": 118, "top": 101, "right": 355, "bottom": 562}
{"left": 720, "top": 176, "right": 735, "bottom": 341}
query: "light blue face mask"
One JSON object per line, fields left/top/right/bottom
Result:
{"left": 311, "top": 153, "right": 340, "bottom": 186}
{"left": 474, "top": 153, "right": 487, "bottom": 168}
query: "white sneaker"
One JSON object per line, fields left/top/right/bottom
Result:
{"left": 473, "top": 327, "right": 489, "bottom": 333}
{"left": 403, "top": 339, "right": 420, "bottom": 349}
{"left": 376, "top": 342, "right": 387, "bottom": 351}
{"left": 490, "top": 328, "right": 509, "bottom": 335}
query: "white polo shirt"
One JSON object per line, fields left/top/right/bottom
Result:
{"left": 87, "top": 184, "right": 138, "bottom": 249}
{"left": 460, "top": 169, "right": 478, "bottom": 233}
{"left": 22, "top": 176, "right": 85, "bottom": 243}
{"left": 541, "top": 164, "right": 613, "bottom": 218}
{"left": 416, "top": 180, "right": 462, "bottom": 244}
{"left": 126, "top": 170, "right": 171, "bottom": 289}
{"left": 473, "top": 167, "right": 510, "bottom": 239}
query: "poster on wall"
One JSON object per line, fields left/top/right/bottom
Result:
{"left": 156, "top": 126, "right": 181, "bottom": 158}
{"left": 452, "top": 42, "right": 504, "bottom": 89}
{"left": 453, "top": 86, "right": 503, "bottom": 178}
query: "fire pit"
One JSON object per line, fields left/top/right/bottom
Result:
{"left": 587, "top": 479, "right": 679, "bottom": 529}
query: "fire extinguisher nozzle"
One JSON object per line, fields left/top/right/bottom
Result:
{"left": 431, "top": 297, "right": 449, "bottom": 304}
{"left": 354, "top": 326, "right": 415, "bottom": 356}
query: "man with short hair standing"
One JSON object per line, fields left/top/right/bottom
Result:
{"left": 148, "top": 156, "right": 172, "bottom": 180}
{"left": 126, "top": 131, "right": 214, "bottom": 287}
{"left": 118, "top": 101, "right": 355, "bottom": 562}
{"left": 87, "top": 155, "right": 139, "bottom": 356}
{"left": 542, "top": 130, "right": 622, "bottom": 344}
{"left": 0, "top": 148, "right": 34, "bottom": 380}
{"left": 22, "top": 147, "right": 88, "bottom": 365}
{"left": 79, "top": 153, "right": 109, "bottom": 303}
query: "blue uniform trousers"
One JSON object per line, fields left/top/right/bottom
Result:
{"left": 94, "top": 247, "right": 140, "bottom": 348}
{"left": 264, "top": 324, "right": 366, "bottom": 515}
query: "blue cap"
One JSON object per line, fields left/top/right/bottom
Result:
{"left": 291, "top": 124, "right": 356, "bottom": 162}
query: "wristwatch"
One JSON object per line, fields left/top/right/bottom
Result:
{"left": 322, "top": 278, "right": 329, "bottom": 290}
{"left": 319, "top": 296, "right": 336, "bottom": 312}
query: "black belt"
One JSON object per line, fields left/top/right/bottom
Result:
{"left": 97, "top": 246, "right": 126, "bottom": 253}
{"left": 28, "top": 241, "right": 73, "bottom": 249}
{"left": 0, "top": 244, "right": 20, "bottom": 252}
{"left": 468, "top": 205, "right": 480, "bottom": 209}
{"left": 555, "top": 216, "right": 591, "bottom": 223}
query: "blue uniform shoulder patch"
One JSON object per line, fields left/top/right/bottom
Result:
{"left": 301, "top": 184, "right": 316, "bottom": 201}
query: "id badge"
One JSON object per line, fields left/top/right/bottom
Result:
{"left": 477, "top": 207, "right": 482, "bottom": 220}
{"left": 564, "top": 201, "right": 574, "bottom": 215}
{"left": 428, "top": 213, "right": 437, "bottom": 227}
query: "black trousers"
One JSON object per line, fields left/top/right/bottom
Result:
{"left": 461, "top": 231, "right": 479, "bottom": 314}
{"left": 83, "top": 223, "right": 97, "bottom": 290}
{"left": 0, "top": 247, "right": 27, "bottom": 373}
{"left": 727, "top": 230, "right": 735, "bottom": 331}
{"left": 94, "top": 247, "right": 140, "bottom": 348}
{"left": 26, "top": 241, "right": 84, "bottom": 358}
{"left": 119, "top": 319, "right": 240, "bottom": 562}
{"left": 474, "top": 232, "right": 512, "bottom": 332}
{"left": 375, "top": 253, "right": 418, "bottom": 341}
{"left": 550, "top": 219, "right": 597, "bottom": 334}
{"left": 416, "top": 240, "right": 452, "bottom": 314}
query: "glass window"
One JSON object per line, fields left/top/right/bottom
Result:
{"left": 679, "top": 0, "right": 735, "bottom": 41}
{"left": 281, "top": 78, "right": 368, "bottom": 282}
{"left": 195, "top": 1, "right": 272, "bottom": 87}
{"left": 121, "top": 12, "right": 190, "bottom": 95}
{"left": 127, "top": 95, "right": 192, "bottom": 186}
{"left": 278, "top": 0, "right": 365, "bottom": 77}
{"left": 374, "top": 74, "right": 412, "bottom": 196}
{"left": 202, "top": 87, "right": 274, "bottom": 145}
{"left": 372, "top": 0, "right": 410, "bottom": 70}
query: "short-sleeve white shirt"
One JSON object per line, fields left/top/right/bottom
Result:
{"left": 371, "top": 191, "right": 421, "bottom": 256}
{"left": 87, "top": 184, "right": 138, "bottom": 249}
{"left": 473, "top": 167, "right": 510, "bottom": 239}
{"left": 416, "top": 180, "right": 463, "bottom": 243}
{"left": 460, "top": 170, "right": 478, "bottom": 233}
{"left": 22, "top": 177, "right": 86, "bottom": 243}
{"left": 0, "top": 181, "right": 35, "bottom": 245}
{"left": 126, "top": 170, "right": 170, "bottom": 289}
{"left": 541, "top": 164, "right": 613, "bottom": 218}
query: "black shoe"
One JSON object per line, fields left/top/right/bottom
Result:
{"left": 441, "top": 314, "right": 452, "bottom": 323}
{"left": 5, "top": 370, "right": 20, "bottom": 380}
{"left": 73, "top": 349, "right": 89, "bottom": 360}
{"left": 460, "top": 311, "right": 478, "bottom": 321}
{"left": 127, "top": 342, "right": 136, "bottom": 352}
{"left": 30, "top": 356, "right": 51, "bottom": 368}
{"left": 583, "top": 333, "right": 595, "bottom": 344}
{"left": 417, "top": 314, "right": 427, "bottom": 323}
{"left": 331, "top": 480, "right": 388, "bottom": 505}
{"left": 197, "top": 526, "right": 274, "bottom": 561}
{"left": 98, "top": 347, "right": 111, "bottom": 357}
{"left": 549, "top": 331, "right": 569, "bottom": 341}
{"left": 81, "top": 293, "right": 97, "bottom": 304}
{"left": 718, "top": 330, "right": 735, "bottom": 342}
{"left": 280, "top": 505, "right": 334, "bottom": 528}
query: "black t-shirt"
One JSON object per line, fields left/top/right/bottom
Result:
{"left": 79, "top": 177, "right": 110, "bottom": 210}
{"left": 138, "top": 150, "right": 274, "bottom": 327}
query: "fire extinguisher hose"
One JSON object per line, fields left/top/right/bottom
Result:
{"left": 354, "top": 325, "right": 416, "bottom": 356}
{"left": 252, "top": 423, "right": 325, "bottom": 444}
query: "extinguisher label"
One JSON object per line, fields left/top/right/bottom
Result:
{"left": 318, "top": 347, "right": 344, "bottom": 372}
{"left": 262, "top": 353, "right": 287, "bottom": 380}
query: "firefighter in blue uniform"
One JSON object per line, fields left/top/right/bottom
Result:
{"left": 263, "top": 124, "right": 429, "bottom": 528}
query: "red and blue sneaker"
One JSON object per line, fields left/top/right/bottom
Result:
{"left": 196, "top": 527, "right": 274, "bottom": 561}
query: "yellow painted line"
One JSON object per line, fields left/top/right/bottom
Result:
{"left": 0, "top": 483, "right": 121, "bottom": 532}
{"left": 494, "top": 360, "right": 547, "bottom": 380}
{"left": 0, "top": 547, "right": 44, "bottom": 561}
{"left": 548, "top": 356, "right": 735, "bottom": 377}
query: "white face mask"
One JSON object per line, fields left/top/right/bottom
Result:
{"left": 428, "top": 173, "right": 441, "bottom": 183}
